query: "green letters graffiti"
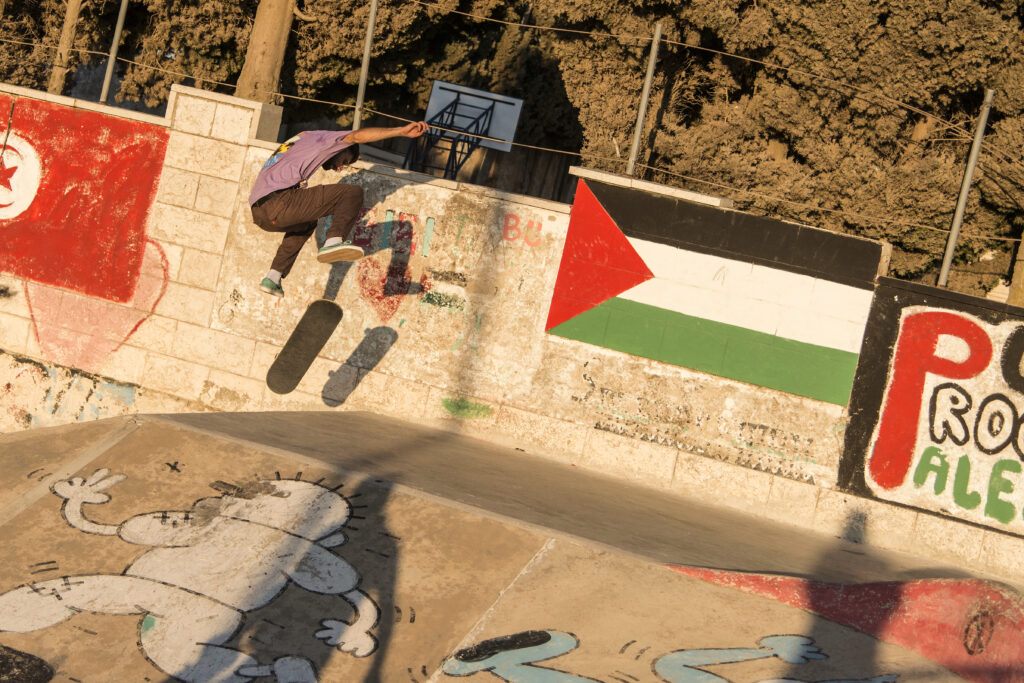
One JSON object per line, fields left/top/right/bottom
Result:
{"left": 913, "top": 447, "right": 949, "bottom": 495}
{"left": 952, "top": 455, "right": 982, "bottom": 511}
{"left": 985, "top": 459, "right": 1021, "bottom": 525}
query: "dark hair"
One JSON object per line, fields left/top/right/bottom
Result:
{"left": 323, "top": 144, "right": 360, "bottom": 170}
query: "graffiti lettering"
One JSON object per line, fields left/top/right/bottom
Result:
{"left": 928, "top": 383, "right": 1024, "bottom": 459}
{"left": 870, "top": 311, "right": 992, "bottom": 490}
{"left": 503, "top": 213, "right": 543, "bottom": 247}
{"left": 911, "top": 446, "right": 1021, "bottom": 523}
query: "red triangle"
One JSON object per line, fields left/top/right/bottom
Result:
{"left": 545, "top": 180, "right": 654, "bottom": 330}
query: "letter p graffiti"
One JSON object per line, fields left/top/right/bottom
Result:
{"left": 868, "top": 311, "right": 991, "bottom": 490}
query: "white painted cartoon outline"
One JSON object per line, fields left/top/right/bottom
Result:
{"left": 441, "top": 629, "right": 898, "bottom": 683}
{"left": 0, "top": 469, "right": 380, "bottom": 683}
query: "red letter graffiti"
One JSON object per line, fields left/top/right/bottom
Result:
{"left": 503, "top": 214, "right": 521, "bottom": 241}
{"left": 869, "top": 311, "right": 992, "bottom": 490}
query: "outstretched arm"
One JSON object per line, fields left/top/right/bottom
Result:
{"left": 287, "top": 545, "right": 380, "bottom": 657}
{"left": 344, "top": 121, "right": 428, "bottom": 144}
{"left": 51, "top": 468, "right": 125, "bottom": 536}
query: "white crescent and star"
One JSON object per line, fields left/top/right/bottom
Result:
{"left": 0, "top": 133, "right": 42, "bottom": 220}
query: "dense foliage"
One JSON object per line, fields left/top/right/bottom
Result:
{"left": 2, "top": 0, "right": 1023, "bottom": 285}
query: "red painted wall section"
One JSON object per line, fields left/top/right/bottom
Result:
{"left": 670, "top": 565, "right": 1024, "bottom": 683}
{"left": 0, "top": 95, "right": 169, "bottom": 303}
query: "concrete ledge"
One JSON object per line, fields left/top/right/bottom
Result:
{"left": 0, "top": 83, "right": 166, "bottom": 127}
{"left": 569, "top": 165, "right": 734, "bottom": 208}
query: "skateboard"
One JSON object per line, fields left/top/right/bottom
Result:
{"left": 266, "top": 299, "right": 343, "bottom": 395}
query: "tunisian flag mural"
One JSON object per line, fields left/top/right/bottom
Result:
{"left": 0, "top": 94, "right": 169, "bottom": 372}
{"left": 0, "top": 94, "right": 168, "bottom": 303}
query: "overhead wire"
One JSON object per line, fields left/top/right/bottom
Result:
{"left": 0, "top": 8, "right": 1020, "bottom": 243}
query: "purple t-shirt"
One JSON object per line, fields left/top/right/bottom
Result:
{"left": 248, "top": 130, "right": 354, "bottom": 205}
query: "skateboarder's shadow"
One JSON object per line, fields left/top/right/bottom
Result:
{"left": 320, "top": 215, "right": 423, "bottom": 303}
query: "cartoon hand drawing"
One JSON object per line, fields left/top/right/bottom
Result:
{"left": 442, "top": 630, "right": 600, "bottom": 682}
{"left": 0, "top": 469, "right": 380, "bottom": 682}
{"left": 441, "top": 631, "right": 897, "bottom": 683}
{"left": 654, "top": 635, "right": 896, "bottom": 683}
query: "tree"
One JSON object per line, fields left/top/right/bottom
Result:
{"left": 234, "top": 0, "right": 294, "bottom": 103}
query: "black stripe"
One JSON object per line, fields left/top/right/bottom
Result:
{"left": 584, "top": 179, "right": 884, "bottom": 289}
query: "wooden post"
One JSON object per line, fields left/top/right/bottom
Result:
{"left": 627, "top": 21, "right": 663, "bottom": 176}
{"left": 938, "top": 88, "right": 994, "bottom": 288}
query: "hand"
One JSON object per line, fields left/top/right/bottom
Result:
{"left": 757, "top": 635, "right": 826, "bottom": 663}
{"left": 315, "top": 619, "right": 377, "bottom": 657}
{"left": 238, "top": 656, "right": 317, "bottom": 682}
{"left": 400, "top": 121, "right": 428, "bottom": 138}
{"left": 51, "top": 468, "right": 125, "bottom": 504}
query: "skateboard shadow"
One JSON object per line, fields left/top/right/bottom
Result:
{"left": 317, "top": 192, "right": 419, "bottom": 406}
{"left": 322, "top": 327, "right": 399, "bottom": 407}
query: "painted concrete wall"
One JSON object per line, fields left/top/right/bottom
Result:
{"left": 843, "top": 277, "right": 1024, "bottom": 547}
{"left": 2, "top": 83, "right": 1022, "bottom": 579}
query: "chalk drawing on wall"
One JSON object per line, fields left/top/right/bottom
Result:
{"left": 441, "top": 629, "right": 892, "bottom": 682}
{"left": 23, "top": 239, "right": 168, "bottom": 372}
{"left": 0, "top": 469, "right": 380, "bottom": 683}
{"left": 0, "top": 132, "right": 42, "bottom": 220}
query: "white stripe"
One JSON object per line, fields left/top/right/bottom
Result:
{"left": 622, "top": 238, "right": 872, "bottom": 353}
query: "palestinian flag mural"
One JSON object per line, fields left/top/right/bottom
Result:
{"left": 546, "top": 178, "right": 887, "bottom": 406}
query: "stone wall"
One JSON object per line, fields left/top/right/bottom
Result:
{"left": 2, "top": 84, "right": 1021, "bottom": 581}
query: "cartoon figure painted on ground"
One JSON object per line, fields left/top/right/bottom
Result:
{"left": 441, "top": 630, "right": 896, "bottom": 683}
{"left": 0, "top": 469, "right": 380, "bottom": 683}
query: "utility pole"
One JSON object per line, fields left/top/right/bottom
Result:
{"left": 48, "top": 0, "right": 85, "bottom": 95}
{"left": 99, "top": 0, "right": 129, "bottom": 103}
{"left": 352, "top": 0, "right": 379, "bottom": 131}
{"left": 626, "top": 21, "right": 662, "bottom": 177}
{"left": 938, "top": 88, "right": 994, "bottom": 288}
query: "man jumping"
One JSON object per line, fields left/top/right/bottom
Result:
{"left": 248, "top": 121, "right": 428, "bottom": 298}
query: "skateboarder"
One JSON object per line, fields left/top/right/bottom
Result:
{"left": 249, "top": 121, "right": 429, "bottom": 297}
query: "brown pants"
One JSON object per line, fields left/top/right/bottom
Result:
{"left": 250, "top": 183, "right": 364, "bottom": 277}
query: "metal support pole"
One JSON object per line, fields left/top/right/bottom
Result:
{"left": 352, "top": 0, "right": 378, "bottom": 131}
{"left": 938, "top": 88, "right": 994, "bottom": 287}
{"left": 99, "top": 0, "right": 129, "bottom": 103}
{"left": 626, "top": 21, "right": 662, "bottom": 177}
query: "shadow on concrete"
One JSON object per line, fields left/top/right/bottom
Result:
{"left": 782, "top": 512, "right": 901, "bottom": 682}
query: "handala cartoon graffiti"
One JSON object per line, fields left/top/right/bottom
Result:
{"left": 0, "top": 469, "right": 379, "bottom": 682}
{"left": 441, "top": 630, "right": 895, "bottom": 683}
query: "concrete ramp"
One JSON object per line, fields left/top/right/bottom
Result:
{"left": 1, "top": 415, "right": 1020, "bottom": 682}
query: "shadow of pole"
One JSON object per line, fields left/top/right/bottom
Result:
{"left": 781, "top": 511, "right": 902, "bottom": 681}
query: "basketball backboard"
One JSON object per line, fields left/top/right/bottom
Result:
{"left": 424, "top": 81, "right": 523, "bottom": 153}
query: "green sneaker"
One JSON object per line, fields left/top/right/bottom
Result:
{"left": 317, "top": 241, "right": 364, "bottom": 263}
{"left": 259, "top": 277, "right": 284, "bottom": 298}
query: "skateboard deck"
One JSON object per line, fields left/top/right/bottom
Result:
{"left": 266, "top": 299, "right": 343, "bottom": 395}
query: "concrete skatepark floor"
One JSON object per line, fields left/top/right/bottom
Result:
{"left": 0, "top": 412, "right": 1021, "bottom": 682}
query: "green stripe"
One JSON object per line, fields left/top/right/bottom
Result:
{"left": 548, "top": 297, "right": 858, "bottom": 406}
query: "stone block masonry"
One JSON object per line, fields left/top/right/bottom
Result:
{"left": 0, "top": 83, "right": 1021, "bottom": 586}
